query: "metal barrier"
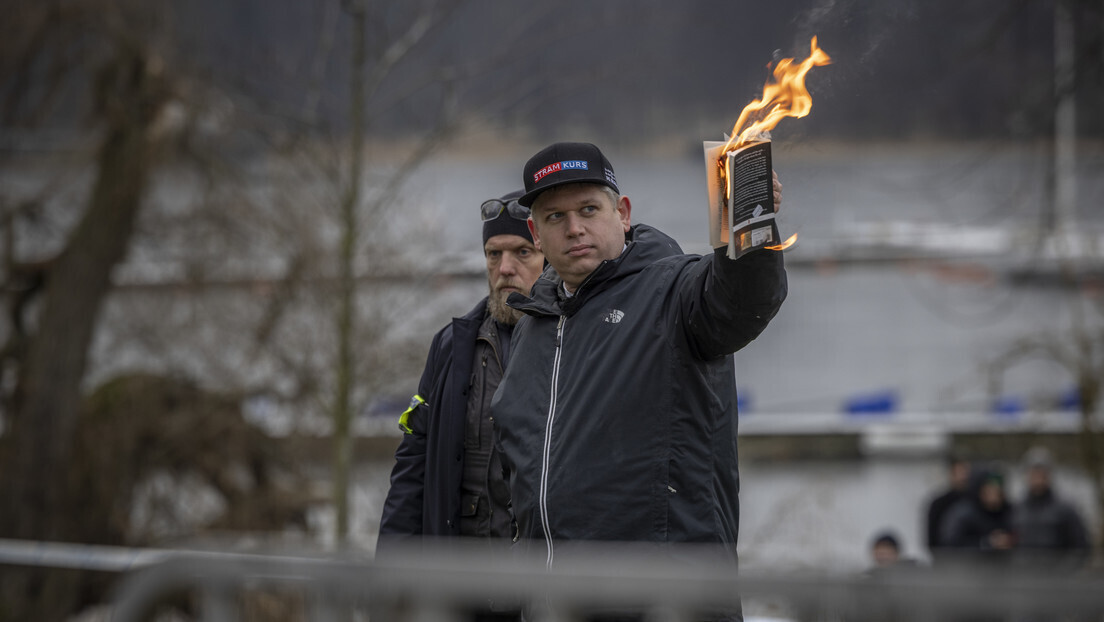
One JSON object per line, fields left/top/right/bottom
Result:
{"left": 2, "top": 538, "right": 1101, "bottom": 621}
{"left": 102, "top": 541, "right": 1104, "bottom": 622}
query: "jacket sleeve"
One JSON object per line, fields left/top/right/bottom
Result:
{"left": 376, "top": 331, "right": 444, "bottom": 542}
{"left": 939, "top": 503, "right": 973, "bottom": 548}
{"left": 681, "top": 246, "right": 788, "bottom": 360}
{"left": 925, "top": 496, "right": 942, "bottom": 550}
{"left": 1057, "top": 502, "right": 1091, "bottom": 569}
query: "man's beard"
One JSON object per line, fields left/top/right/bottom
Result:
{"left": 488, "top": 281, "right": 524, "bottom": 325}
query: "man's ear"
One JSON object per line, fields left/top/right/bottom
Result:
{"left": 617, "top": 195, "right": 632, "bottom": 232}
{"left": 527, "top": 217, "right": 541, "bottom": 250}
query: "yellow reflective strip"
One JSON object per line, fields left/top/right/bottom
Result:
{"left": 397, "top": 394, "right": 426, "bottom": 434}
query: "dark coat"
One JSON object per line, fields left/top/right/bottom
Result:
{"left": 491, "top": 224, "right": 787, "bottom": 562}
{"left": 926, "top": 488, "right": 966, "bottom": 549}
{"left": 377, "top": 298, "right": 486, "bottom": 541}
{"left": 1013, "top": 487, "right": 1090, "bottom": 571}
{"left": 941, "top": 497, "right": 1012, "bottom": 550}
{"left": 939, "top": 470, "right": 1014, "bottom": 566}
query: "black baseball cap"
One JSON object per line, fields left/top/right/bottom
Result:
{"left": 519, "top": 142, "right": 619, "bottom": 207}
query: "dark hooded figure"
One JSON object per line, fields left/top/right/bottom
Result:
{"left": 939, "top": 466, "right": 1015, "bottom": 568}
{"left": 925, "top": 455, "right": 972, "bottom": 566}
{"left": 1012, "top": 447, "right": 1090, "bottom": 572}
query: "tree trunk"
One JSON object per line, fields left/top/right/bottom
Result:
{"left": 332, "top": 2, "right": 366, "bottom": 546}
{"left": 0, "top": 42, "right": 165, "bottom": 620}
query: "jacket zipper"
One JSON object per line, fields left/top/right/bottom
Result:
{"left": 539, "top": 314, "right": 566, "bottom": 567}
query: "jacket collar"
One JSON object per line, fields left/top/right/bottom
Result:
{"left": 506, "top": 224, "right": 683, "bottom": 318}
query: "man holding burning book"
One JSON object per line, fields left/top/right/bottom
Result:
{"left": 491, "top": 142, "right": 787, "bottom": 572}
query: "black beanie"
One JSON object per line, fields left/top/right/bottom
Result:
{"left": 482, "top": 189, "right": 533, "bottom": 246}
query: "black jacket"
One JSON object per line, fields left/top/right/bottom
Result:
{"left": 378, "top": 298, "right": 486, "bottom": 541}
{"left": 491, "top": 224, "right": 787, "bottom": 562}
{"left": 926, "top": 488, "right": 966, "bottom": 550}
{"left": 1012, "top": 487, "right": 1090, "bottom": 570}
{"left": 939, "top": 470, "right": 1014, "bottom": 567}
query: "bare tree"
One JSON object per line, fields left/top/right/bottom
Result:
{"left": 0, "top": 1, "right": 607, "bottom": 616}
{"left": 0, "top": 2, "right": 178, "bottom": 617}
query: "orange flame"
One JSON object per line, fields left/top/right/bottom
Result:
{"left": 721, "top": 37, "right": 829, "bottom": 253}
{"left": 721, "top": 36, "right": 831, "bottom": 154}
{"left": 765, "top": 233, "right": 798, "bottom": 251}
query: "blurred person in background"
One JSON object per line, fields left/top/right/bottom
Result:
{"left": 940, "top": 466, "right": 1015, "bottom": 567}
{"left": 871, "top": 531, "right": 902, "bottom": 568}
{"left": 858, "top": 531, "right": 924, "bottom": 622}
{"left": 1012, "top": 446, "right": 1090, "bottom": 573}
{"left": 863, "top": 530, "right": 921, "bottom": 576}
{"left": 925, "top": 454, "right": 972, "bottom": 564}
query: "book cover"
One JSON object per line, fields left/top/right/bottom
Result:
{"left": 702, "top": 139, "right": 779, "bottom": 259}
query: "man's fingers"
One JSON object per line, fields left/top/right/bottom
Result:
{"left": 772, "top": 171, "right": 783, "bottom": 212}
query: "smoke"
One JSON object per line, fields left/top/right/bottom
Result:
{"left": 793, "top": 0, "right": 920, "bottom": 66}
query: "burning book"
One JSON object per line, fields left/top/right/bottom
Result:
{"left": 705, "top": 37, "right": 830, "bottom": 259}
{"left": 704, "top": 138, "right": 777, "bottom": 258}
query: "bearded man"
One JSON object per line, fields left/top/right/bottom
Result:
{"left": 379, "top": 190, "right": 544, "bottom": 542}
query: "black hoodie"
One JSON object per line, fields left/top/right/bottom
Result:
{"left": 939, "top": 469, "right": 1014, "bottom": 563}
{"left": 491, "top": 224, "right": 787, "bottom": 565}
